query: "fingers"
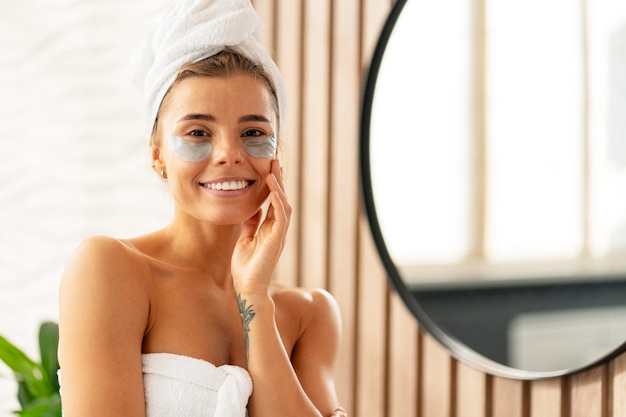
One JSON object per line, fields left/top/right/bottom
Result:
{"left": 265, "top": 189, "right": 289, "bottom": 252}
{"left": 266, "top": 178, "right": 291, "bottom": 225}
{"left": 267, "top": 186, "right": 286, "bottom": 225}
{"left": 269, "top": 159, "right": 286, "bottom": 195}
{"left": 265, "top": 159, "right": 291, "bottom": 223}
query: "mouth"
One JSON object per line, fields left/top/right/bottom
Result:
{"left": 199, "top": 180, "right": 253, "bottom": 191}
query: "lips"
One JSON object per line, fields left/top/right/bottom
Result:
{"left": 200, "top": 180, "right": 252, "bottom": 191}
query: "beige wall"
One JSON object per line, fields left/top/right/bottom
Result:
{"left": 256, "top": 0, "right": 626, "bottom": 416}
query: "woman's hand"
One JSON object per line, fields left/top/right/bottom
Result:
{"left": 231, "top": 158, "right": 291, "bottom": 295}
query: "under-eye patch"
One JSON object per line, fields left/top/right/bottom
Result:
{"left": 168, "top": 133, "right": 277, "bottom": 162}
{"left": 243, "top": 134, "right": 277, "bottom": 159}
{"left": 168, "top": 134, "right": 213, "bottom": 163}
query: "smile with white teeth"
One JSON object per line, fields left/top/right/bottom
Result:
{"left": 202, "top": 180, "right": 250, "bottom": 191}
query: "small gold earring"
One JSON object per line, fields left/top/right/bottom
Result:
{"left": 160, "top": 169, "right": 167, "bottom": 179}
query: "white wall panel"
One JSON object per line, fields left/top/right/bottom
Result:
{"left": 0, "top": 1, "right": 170, "bottom": 413}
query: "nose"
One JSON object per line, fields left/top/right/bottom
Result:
{"left": 211, "top": 136, "right": 245, "bottom": 166}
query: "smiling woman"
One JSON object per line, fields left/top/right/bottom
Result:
{"left": 56, "top": 1, "right": 346, "bottom": 417}
{"left": 0, "top": 0, "right": 349, "bottom": 415}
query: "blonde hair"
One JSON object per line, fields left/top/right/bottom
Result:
{"left": 150, "top": 47, "right": 280, "bottom": 147}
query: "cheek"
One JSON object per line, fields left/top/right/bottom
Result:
{"left": 256, "top": 160, "right": 273, "bottom": 180}
{"left": 163, "top": 149, "right": 204, "bottom": 180}
{"left": 252, "top": 160, "right": 273, "bottom": 199}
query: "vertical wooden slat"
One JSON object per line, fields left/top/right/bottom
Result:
{"left": 354, "top": 1, "right": 392, "bottom": 416}
{"left": 421, "top": 332, "right": 453, "bottom": 417}
{"left": 470, "top": 0, "right": 488, "bottom": 260}
{"left": 456, "top": 361, "right": 488, "bottom": 417}
{"left": 328, "top": 0, "right": 361, "bottom": 412}
{"left": 300, "top": 0, "right": 331, "bottom": 289}
{"left": 570, "top": 366, "right": 608, "bottom": 417}
{"left": 492, "top": 377, "right": 528, "bottom": 417}
{"left": 361, "top": 0, "right": 392, "bottom": 63}
{"left": 356, "top": 216, "right": 389, "bottom": 417}
{"left": 530, "top": 378, "right": 564, "bottom": 417}
{"left": 610, "top": 353, "right": 626, "bottom": 417}
{"left": 251, "top": 0, "right": 276, "bottom": 55}
{"left": 274, "top": 0, "right": 303, "bottom": 288}
{"left": 387, "top": 292, "right": 419, "bottom": 417}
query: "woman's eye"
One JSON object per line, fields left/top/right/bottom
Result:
{"left": 243, "top": 129, "right": 263, "bottom": 138}
{"left": 189, "top": 130, "right": 208, "bottom": 137}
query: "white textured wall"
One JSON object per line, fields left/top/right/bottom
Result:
{"left": 0, "top": 1, "right": 171, "bottom": 413}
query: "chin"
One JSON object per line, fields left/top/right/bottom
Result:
{"left": 203, "top": 207, "right": 261, "bottom": 226}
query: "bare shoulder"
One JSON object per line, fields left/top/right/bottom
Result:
{"left": 272, "top": 284, "right": 339, "bottom": 315}
{"left": 59, "top": 235, "right": 151, "bottom": 336}
{"left": 65, "top": 235, "right": 138, "bottom": 268}
{"left": 271, "top": 284, "right": 342, "bottom": 344}
{"left": 61, "top": 235, "right": 149, "bottom": 289}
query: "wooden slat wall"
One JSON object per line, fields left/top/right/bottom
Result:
{"left": 254, "top": 0, "right": 626, "bottom": 416}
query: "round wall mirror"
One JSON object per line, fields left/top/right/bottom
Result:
{"left": 360, "top": 0, "right": 626, "bottom": 379}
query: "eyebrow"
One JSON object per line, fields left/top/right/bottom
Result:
{"left": 239, "top": 114, "right": 272, "bottom": 124}
{"left": 177, "top": 114, "right": 215, "bottom": 123}
{"left": 176, "top": 114, "right": 272, "bottom": 124}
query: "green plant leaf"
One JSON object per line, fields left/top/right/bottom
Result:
{"left": 17, "top": 382, "right": 36, "bottom": 409}
{"left": 0, "top": 335, "right": 55, "bottom": 404}
{"left": 38, "top": 323, "right": 59, "bottom": 393}
{"left": 15, "top": 393, "right": 62, "bottom": 417}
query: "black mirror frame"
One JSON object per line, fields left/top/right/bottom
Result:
{"left": 358, "top": 0, "right": 626, "bottom": 380}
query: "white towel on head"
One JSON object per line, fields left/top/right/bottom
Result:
{"left": 129, "top": 0, "right": 286, "bottom": 132}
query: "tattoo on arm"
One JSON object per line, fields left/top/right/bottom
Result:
{"left": 237, "top": 293, "right": 256, "bottom": 362}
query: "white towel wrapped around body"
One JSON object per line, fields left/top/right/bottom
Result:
{"left": 142, "top": 353, "right": 253, "bottom": 417}
{"left": 129, "top": 0, "right": 286, "bottom": 131}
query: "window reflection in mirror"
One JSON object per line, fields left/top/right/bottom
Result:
{"left": 371, "top": 0, "right": 626, "bottom": 285}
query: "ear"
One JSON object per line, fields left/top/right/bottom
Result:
{"left": 151, "top": 146, "right": 166, "bottom": 178}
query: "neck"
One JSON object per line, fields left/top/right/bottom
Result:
{"left": 157, "top": 214, "right": 243, "bottom": 284}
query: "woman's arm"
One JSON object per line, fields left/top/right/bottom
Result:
{"left": 289, "top": 289, "right": 343, "bottom": 415}
{"left": 232, "top": 159, "right": 345, "bottom": 416}
{"left": 242, "top": 288, "right": 344, "bottom": 417}
{"left": 239, "top": 291, "right": 319, "bottom": 416}
{"left": 58, "top": 236, "right": 149, "bottom": 417}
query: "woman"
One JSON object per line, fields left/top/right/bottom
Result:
{"left": 58, "top": 1, "right": 346, "bottom": 416}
